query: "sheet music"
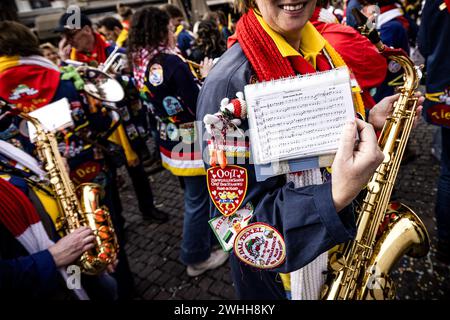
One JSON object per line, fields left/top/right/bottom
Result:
{"left": 245, "top": 67, "right": 355, "bottom": 165}
{"left": 27, "top": 98, "right": 74, "bottom": 142}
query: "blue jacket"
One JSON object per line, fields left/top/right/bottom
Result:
{"left": 138, "top": 53, "right": 205, "bottom": 176}
{"left": 177, "top": 29, "right": 194, "bottom": 57}
{"left": 373, "top": 19, "right": 410, "bottom": 102}
{"left": 196, "top": 43, "right": 356, "bottom": 299}
{"left": 0, "top": 245, "right": 59, "bottom": 298}
{"left": 418, "top": 0, "right": 450, "bottom": 126}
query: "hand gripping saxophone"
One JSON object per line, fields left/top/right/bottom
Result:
{"left": 321, "top": 9, "right": 430, "bottom": 300}
{"left": 21, "top": 113, "right": 119, "bottom": 275}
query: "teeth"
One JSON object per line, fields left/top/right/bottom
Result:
{"left": 282, "top": 3, "right": 304, "bottom": 11}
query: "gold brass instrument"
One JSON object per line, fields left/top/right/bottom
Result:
{"left": 321, "top": 9, "right": 430, "bottom": 300}
{"left": 20, "top": 112, "right": 119, "bottom": 275}
{"left": 175, "top": 54, "right": 204, "bottom": 80}
{"left": 101, "top": 46, "right": 128, "bottom": 75}
{"left": 186, "top": 59, "right": 203, "bottom": 80}
{"left": 64, "top": 47, "right": 126, "bottom": 103}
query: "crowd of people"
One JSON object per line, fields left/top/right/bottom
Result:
{"left": 0, "top": 0, "right": 448, "bottom": 300}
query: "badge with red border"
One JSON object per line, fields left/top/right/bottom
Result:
{"left": 207, "top": 165, "right": 248, "bottom": 217}
{"left": 234, "top": 222, "right": 286, "bottom": 269}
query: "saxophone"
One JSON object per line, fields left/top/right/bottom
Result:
{"left": 21, "top": 113, "right": 119, "bottom": 275}
{"left": 321, "top": 10, "right": 430, "bottom": 300}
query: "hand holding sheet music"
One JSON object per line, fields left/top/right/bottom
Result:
{"left": 245, "top": 67, "right": 355, "bottom": 165}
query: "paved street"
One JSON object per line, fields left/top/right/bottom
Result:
{"left": 119, "top": 121, "right": 450, "bottom": 300}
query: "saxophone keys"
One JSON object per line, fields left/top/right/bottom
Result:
{"left": 50, "top": 176, "right": 60, "bottom": 185}
{"left": 367, "top": 181, "right": 381, "bottom": 194}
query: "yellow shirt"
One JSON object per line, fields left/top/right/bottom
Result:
{"left": 254, "top": 14, "right": 326, "bottom": 68}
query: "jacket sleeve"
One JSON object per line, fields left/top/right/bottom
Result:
{"left": 0, "top": 250, "right": 59, "bottom": 294}
{"left": 196, "top": 49, "right": 356, "bottom": 273}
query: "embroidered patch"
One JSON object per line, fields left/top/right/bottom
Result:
{"left": 388, "top": 60, "right": 401, "bottom": 73}
{"left": 209, "top": 202, "right": 254, "bottom": 252}
{"left": 71, "top": 107, "right": 85, "bottom": 122}
{"left": 126, "top": 124, "right": 139, "bottom": 140}
{"left": 162, "top": 96, "right": 183, "bottom": 116}
{"left": 149, "top": 63, "right": 163, "bottom": 86}
{"left": 425, "top": 103, "right": 450, "bottom": 128}
{"left": 9, "top": 84, "right": 39, "bottom": 101}
{"left": 207, "top": 165, "right": 248, "bottom": 217}
{"left": 234, "top": 222, "right": 286, "bottom": 269}
{"left": 159, "top": 122, "right": 167, "bottom": 140}
{"left": 166, "top": 123, "right": 179, "bottom": 141}
{"left": 70, "top": 161, "right": 102, "bottom": 185}
{"left": 179, "top": 122, "right": 196, "bottom": 144}
{"left": 119, "top": 107, "right": 131, "bottom": 122}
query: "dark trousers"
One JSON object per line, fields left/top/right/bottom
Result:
{"left": 436, "top": 127, "right": 450, "bottom": 244}
{"left": 126, "top": 162, "right": 155, "bottom": 215}
{"left": 102, "top": 170, "right": 135, "bottom": 300}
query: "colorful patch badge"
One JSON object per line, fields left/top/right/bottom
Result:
{"left": 149, "top": 64, "right": 163, "bottom": 86}
{"left": 209, "top": 202, "right": 254, "bottom": 252}
{"left": 234, "top": 222, "right": 286, "bottom": 269}
{"left": 179, "top": 122, "right": 196, "bottom": 144}
{"left": 207, "top": 165, "right": 248, "bottom": 217}
{"left": 166, "top": 123, "right": 179, "bottom": 141}
{"left": 9, "top": 84, "right": 39, "bottom": 101}
{"left": 126, "top": 124, "right": 139, "bottom": 140}
{"left": 119, "top": 107, "right": 131, "bottom": 122}
{"left": 162, "top": 96, "right": 183, "bottom": 116}
{"left": 159, "top": 122, "right": 167, "bottom": 140}
{"left": 388, "top": 60, "right": 402, "bottom": 73}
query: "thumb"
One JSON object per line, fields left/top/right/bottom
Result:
{"left": 335, "top": 121, "right": 356, "bottom": 160}
{"left": 383, "top": 93, "right": 400, "bottom": 107}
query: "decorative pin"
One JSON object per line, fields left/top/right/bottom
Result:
{"left": 234, "top": 222, "right": 286, "bottom": 269}
{"left": 207, "top": 165, "right": 248, "bottom": 217}
{"left": 203, "top": 93, "right": 247, "bottom": 169}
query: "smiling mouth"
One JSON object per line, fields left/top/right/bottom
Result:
{"left": 279, "top": 2, "right": 307, "bottom": 12}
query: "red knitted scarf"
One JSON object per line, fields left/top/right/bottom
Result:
{"left": 0, "top": 178, "right": 40, "bottom": 237}
{"left": 235, "top": 10, "right": 332, "bottom": 82}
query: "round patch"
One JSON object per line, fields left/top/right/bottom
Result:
{"left": 388, "top": 60, "right": 401, "bottom": 73}
{"left": 234, "top": 222, "right": 286, "bottom": 269}
{"left": 149, "top": 63, "right": 163, "bottom": 86}
{"left": 166, "top": 123, "right": 179, "bottom": 141}
{"left": 162, "top": 96, "right": 183, "bottom": 116}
